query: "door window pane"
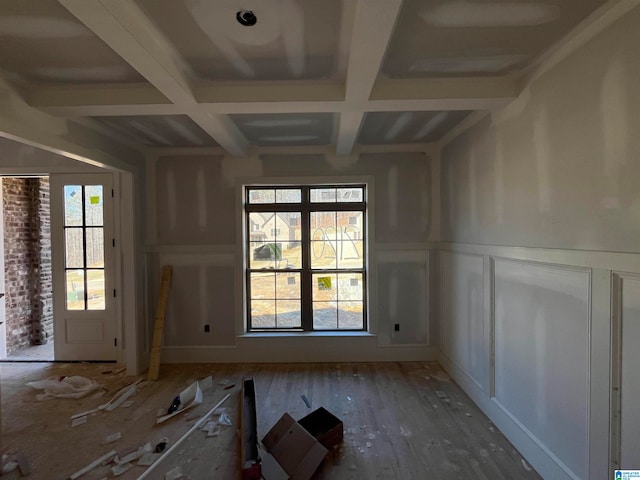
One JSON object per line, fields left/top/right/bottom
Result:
{"left": 66, "top": 270, "right": 85, "bottom": 310}
{"left": 86, "top": 228, "right": 104, "bottom": 268}
{"left": 64, "top": 186, "right": 82, "bottom": 226}
{"left": 87, "top": 270, "right": 105, "bottom": 310}
{"left": 84, "top": 186, "right": 103, "bottom": 226}
{"left": 65, "top": 229, "right": 84, "bottom": 268}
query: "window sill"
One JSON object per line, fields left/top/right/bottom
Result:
{"left": 238, "top": 331, "right": 376, "bottom": 338}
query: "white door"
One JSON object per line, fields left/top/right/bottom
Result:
{"left": 50, "top": 174, "right": 116, "bottom": 361}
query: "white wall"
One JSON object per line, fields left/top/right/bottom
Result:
{"left": 438, "top": 7, "right": 640, "bottom": 480}
{"left": 147, "top": 152, "right": 438, "bottom": 362}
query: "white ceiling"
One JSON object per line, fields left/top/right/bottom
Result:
{"left": 0, "top": 0, "right": 609, "bottom": 157}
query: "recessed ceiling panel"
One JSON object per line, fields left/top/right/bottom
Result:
{"left": 382, "top": 0, "right": 607, "bottom": 78}
{"left": 93, "top": 115, "right": 219, "bottom": 147}
{"left": 0, "top": 0, "right": 145, "bottom": 85}
{"left": 359, "top": 111, "right": 471, "bottom": 144}
{"left": 135, "top": 0, "right": 344, "bottom": 81}
{"left": 230, "top": 113, "right": 334, "bottom": 146}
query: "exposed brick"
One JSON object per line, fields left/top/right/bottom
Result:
{"left": 3, "top": 177, "right": 53, "bottom": 354}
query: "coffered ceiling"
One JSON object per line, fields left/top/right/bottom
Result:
{"left": 0, "top": 0, "right": 610, "bottom": 157}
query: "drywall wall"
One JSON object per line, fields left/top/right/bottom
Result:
{"left": 149, "top": 151, "right": 436, "bottom": 361}
{"left": 441, "top": 7, "right": 640, "bottom": 253}
{"left": 438, "top": 7, "right": 640, "bottom": 480}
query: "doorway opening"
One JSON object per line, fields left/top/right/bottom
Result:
{"left": 1, "top": 176, "right": 54, "bottom": 361}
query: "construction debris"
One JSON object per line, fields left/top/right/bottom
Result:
{"left": 137, "top": 393, "right": 230, "bottom": 480}
{"left": 26, "top": 376, "right": 102, "bottom": 400}
{"left": 156, "top": 381, "right": 203, "bottom": 424}
{"left": 67, "top": 450, "right": 117, "bottom": 480}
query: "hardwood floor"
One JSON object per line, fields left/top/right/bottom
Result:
{"left": 0, "top": 362, "right": 541, "bottom": 479}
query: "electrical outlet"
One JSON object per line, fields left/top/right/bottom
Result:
{"left": 394, "top": 323, "right": 400, "bottom": 332}
{"left": 204, "top": 324, "right": 210, "bottom": 333}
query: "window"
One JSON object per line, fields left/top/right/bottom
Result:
{"left": 63, "top": 185, "right": 106, "bottom": 310}
{"left": 245, "top": 185, "right": 366, "bottom": 331}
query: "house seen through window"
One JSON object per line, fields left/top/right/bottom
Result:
{"left": 245, "top": 185, "right": 367, "bottom": 331}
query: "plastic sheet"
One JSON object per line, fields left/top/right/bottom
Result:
{"left": 26, "top": 376, "right": 101, "bottom": 399}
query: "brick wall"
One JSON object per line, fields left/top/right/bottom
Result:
{"left": 3, "top": 177, "right": 53, "bottom": 354}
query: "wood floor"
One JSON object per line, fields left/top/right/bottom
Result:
{"left": 0, "top": 362, "right": 541, "bottom": 480}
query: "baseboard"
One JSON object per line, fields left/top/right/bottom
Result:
{"left": 439, "top": 351, "right": 580, "bottom": 480}
{"left": 161, "top": 340, "right": 438, "bottom": 363}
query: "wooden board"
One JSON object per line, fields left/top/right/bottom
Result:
{"left": 148, "top": 265, "right": 172, "bottom": 381}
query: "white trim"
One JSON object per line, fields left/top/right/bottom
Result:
{"left": 162, "top": 342, "right": 437, "bottom": 363}
{"left": 439, "top": 242, "right": 640, "bottom": 273}
{"left": 439, "top": 352, "right": 579, "bottom": 480}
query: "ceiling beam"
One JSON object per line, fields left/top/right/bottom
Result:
{"left": 30, "top": 76, "right": 518, "bottom": 116}
{"left": 336, "top": 0, "right": 403, "bottom": 155}
{"left": 58, "top": 0, "right": 248, "bottom": 156}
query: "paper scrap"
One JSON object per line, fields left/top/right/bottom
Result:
{"left": 102, "top": 432, "right": 122, "bottom": 445}
{"left": 165, "top": 466, "right": 184, "bottom": 480}
{"left": 156, "top": 381, "right": 203, "bottom": 424}
{"left": 111, "top": 462, "right": 132, "bottom": 476}
{"left": 71, "top": 416, "right": 88, "bottom": 428}
{"left": 137, "top": 453, "right": 160, "bottom": 467}
{"left": 90, "top": 196, "right": 100, "bottom": 205}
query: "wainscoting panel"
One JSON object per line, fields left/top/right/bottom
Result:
{"left": 440, "top": 251, "right": 487, "bottom": 390}
{"left": 494, "top": 259, "right": 590, "bottom": 479}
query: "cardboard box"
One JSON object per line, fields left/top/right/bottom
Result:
{"left": 261, "top": 413, "right": 328, "bottom": 480}
{"left": 298, "top": 407, "right": 343, "bottom": 450}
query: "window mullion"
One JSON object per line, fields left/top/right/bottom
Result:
{"left": 301, "top": 187, "right": 313, "bottom": 330}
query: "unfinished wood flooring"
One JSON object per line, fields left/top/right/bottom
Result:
{"left": 0, "top": 362, "right": 541, "bottom": 479}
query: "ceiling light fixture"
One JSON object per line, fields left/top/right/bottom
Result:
{"left": 236, "top": 9, "right": 257, "bottom": 26}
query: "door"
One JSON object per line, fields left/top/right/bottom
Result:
{"left": 50, "top": 174, "right": 116, "bottom": 361}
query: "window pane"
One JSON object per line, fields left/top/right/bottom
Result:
{"left": 250, "top": 272, "right": 275, "bottom": 299}
{"left": 275, "top": 189, "right": 301, "bottom": 203}
{"left": 338, "top": 273, "right": 363, "bottom": 301}
{"left": 87, "top": 270, "right": 105, "bottom": 310}
{"left": 337, "top": 187, "right": 363, "bottom": 203}
{"left": 276, "top": 300, "right": 301, "bottom": 328}
{"left": 337, "top": 241, "right": 363, "bottom": 268}
{"left": 311, "top": 212, "right": 337, "bottom": 237}
{"left": 280, "top": 241, "right": 302, "bottom": 269}
{"left": 64, "top": 185, "right": 82, "bottom": 226}
{"left": 276, "top": 273, "right": 300, "bottom": 299}
{"left": 248, "top": 212, "right": 268, "bottom": 242}
{"left": 249, "top": 242, "right": 282, "bottom": 269}
{"left": 313, "top": 274, "right": 337, "bottom": 301}
{"left": 249, "top": 189, "right": 275, "bottom": 204}
{"left": 311, "top": 241, "right": 337, "bottom": 269}
{"left": 311, "top": 212, "right": 337, "bottom": 269}
{"left": 313, "top": 302, "right": 337, "bottom": 329}
{"left": 251, "top": 300, "right": 276, "bottom": 327}
{"left": 66, "top": 270, "right": 85, "bottom": 310}
{"left": 310, "top": 188, "right": 336, "bottom": 203}
{"left": 338, "top": 211, "right": 363, "bottom": 232}
{"left": 338, "top": 302, "right": 363, "bottom": 329}
{"left": 86, "top": 228, "right": 104, "bottom": 268}
{"left": 84, "top": 186, "right": 103, "bottom": 226}
{"left": 65, "top": 228, "right": 84, "bottom": 268}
